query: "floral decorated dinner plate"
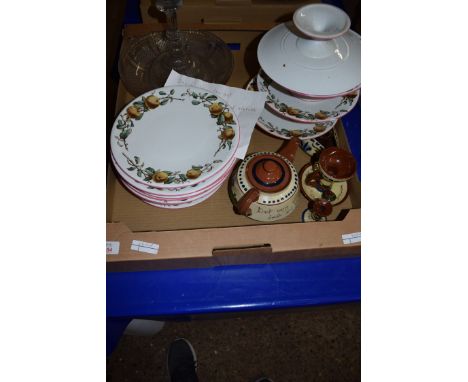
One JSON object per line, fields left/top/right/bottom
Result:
{"left": 111, "top": 152, "right": 235, "bottom": 201}
{"left": 111, "top": 150, "right": 237, "bottom": 199}
{"left": 257, "top": 70, "right": 360, "bottom": 123}
{"left": 246, "top": 77, "right": 337, "bottom": 140}
{"left": 130, "top": 180, "right": 224, "bottom": 209}
{"left": 110, "top": 85, "right": 240, "bottom": 188}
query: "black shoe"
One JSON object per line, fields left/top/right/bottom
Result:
{"left": 167, "top": 338, "right": 198, "bottom": 382}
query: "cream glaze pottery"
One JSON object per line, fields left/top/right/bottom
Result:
{"left": 229, "top": 137, "right": 300, "bottom": 222}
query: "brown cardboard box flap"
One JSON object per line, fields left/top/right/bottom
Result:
{"left": 106, "top": 209, "right": 360, "bottom": 270}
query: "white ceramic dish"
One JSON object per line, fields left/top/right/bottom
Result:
{"left": 110, "top": 85, "right": 240, "bottom": 189}
{"left": 293, "top": 3, "right": 351, "bottom": 40}
{"left": 116, "top": 162, "right": 232, "bottom": 203}
{"left": 257, "top": 22, "right": 361, "bottom": 97}
{"left": 246, "top": 77, "right": 337, "bottom": 140}
{"left": 119, "top": 174, "right": 222, "bottom": 205}
{"left": 111, "top": 150, "right": 237, "bottom": 200}
{"left": 257, "top": 70, "right": 360, "bottom": 123}
{"left": 131, "top": 180, "right": 223, "bottom": 209}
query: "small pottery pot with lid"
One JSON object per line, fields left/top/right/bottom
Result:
{"left": 229, "top": 137, "right": 301, "bottom": 222}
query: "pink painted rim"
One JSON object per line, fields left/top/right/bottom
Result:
{"left": 117, "top": 161, "right": 234, "bottom": 202}
{"left": 247, "top": 76, "right": 339, "bottom": 141}
{"left": 111, "top": 150, "right": 237, "bottom": 198}
{"left": 111, "top": 91, "right": 242, "bottom": 190}
{"left": 112, "top": 152, "right": 236, "bottom": 200}
{"left": 257, "top": 68, "right": 360, "bottom": 123}
{"left": 122, "top": 177, "right": 224, "bottom": 208}
{"left": 120, "top": 176, "right": 223, "bottom": 204}
{"left": 284, "top": 83, "right": 361, "bottom": 100}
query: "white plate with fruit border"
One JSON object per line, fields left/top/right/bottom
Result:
{"left": 128, "top": 180, "right": 224, "bottom": 209}
{"left": 111, "top": 150, "right": 237, "bottom": 199}
{"left": 257, "top": 70, "right": 360, "bottom": 123}
{"left": 112, "top": 153, "right": 236, "bottom": 201}
{"left": 247, "top": 76, "right": 337, "bottom": 140}
{"left": 110, "top": 85, "right": 240, "bottom": 189}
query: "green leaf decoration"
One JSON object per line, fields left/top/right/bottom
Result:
{"left": 127, "top": 167, "right": 136, "bottom": 171}
{"left": 170, "top": 89, "right": 175, "bottom": 95}
{"left": 227, "top": 140, "right": 232, "bottom": 150}
{"left": 164, "top": 171, "right": 173, "bottom": 175}
{"left": 206, "top": 95, "right": 218, "bottom": 101}
{"left": 217, "top": 114, "right": 225, "bottom": 125}
{"left": 165, "top": 177, "right": 175, "bottom": 184}
{"left": 211, "top": 114, "right": 218, "bottom": 118}
{"left": 120, "top": 130, "right": 130, "bottom": 139}
{"left": 134, "top": 156, "right": 140, "bottom": 164}
{"left": 179, "top": 174, "right": 187, "bottom": 181}
{"left": 143, "top": 176, "right": 153, "bottom": 182}
{"left": 213, "top": 159, "right": 223, "bottom": 163}
{"left": 202, "top": 93, "right": 208, "bottom": 97}
{"left": 145, "top": 167, "right": 156, "bottom": 174}
{"left": 192, "top": 100, "right": 201, "bottom": 105}
{"left": 161, "top": 99, "right": 169, "bottom": 105}
{"left": 193, "top": 93, "right": 198, "bottom": 98}
{"left": 192, "top": 165, "right": 203, "bottom": 170}
{"left": 159, "top": 91, "right": 167, "bottom": 95}
{"left": 133, "top": 101, "right": 144, "bottom": 107}
{"left": 137, "top": 169, "right": 143, "bottom": 177}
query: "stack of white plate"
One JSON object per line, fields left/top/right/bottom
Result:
{"left": 251, "top": 3, "right": 361, "bottom": 143}
{"left": 110, "top": 85, "right": 240, "bottom": 208}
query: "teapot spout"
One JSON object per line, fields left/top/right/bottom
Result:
{"left": 277, "top": 136, "right": 301, "bottom": 163}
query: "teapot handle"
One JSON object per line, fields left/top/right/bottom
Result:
{"left": 234, "top": 188, "right": 260, "bottom": 216}
{"left": 277, "top": 136, "right": 300, "bottom": 163}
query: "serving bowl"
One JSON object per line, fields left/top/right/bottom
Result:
{"left": 119, "top": 31, "right": 234, "bottom": 97}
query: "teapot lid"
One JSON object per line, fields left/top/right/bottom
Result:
{"left": 236, "top": 151, "right": 299, "bottom": 206}
{"left": 246, "top": 153, "right": 291, "bottom": 193}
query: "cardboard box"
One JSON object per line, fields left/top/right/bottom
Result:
{"left": 107, "top": 23, "right": 361, "bottom": 271}
{"left": 140, "top": 0, "right": 315, "bottom": 25}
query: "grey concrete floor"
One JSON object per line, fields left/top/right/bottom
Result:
{"left": 107, "top": 303, "right": 360, "bottom": 382}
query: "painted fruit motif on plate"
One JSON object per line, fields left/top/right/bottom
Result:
{"left": 110, "top": 85, "right": 240, "bottom": 188}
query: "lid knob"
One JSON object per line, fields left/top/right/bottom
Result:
{"left": 255, "top": 159, "right": 282, "bottom": 185}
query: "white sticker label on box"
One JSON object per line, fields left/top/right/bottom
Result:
{"left": 131, "top": 240, "right": 159, "bottom": 255}
{"left": 342, "top": 232, "right": 361, "bottom": 244}
{"left": 106, "top": 241, "right": 120, "bottom": 255}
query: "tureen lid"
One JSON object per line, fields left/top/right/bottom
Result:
{"left": 257, "top": 4, "right": 361, "bottom": 97}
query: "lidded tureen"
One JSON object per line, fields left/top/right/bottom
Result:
{"left": 257, "top": 3, "right": 361, "bottom": 98}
